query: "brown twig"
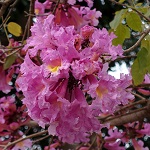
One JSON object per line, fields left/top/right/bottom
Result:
{"left": 21, "top": 18, "right": 29, "bottom": 43}
{"left": 33, "top": 134, "right": 51, "bottom": 144}
{"left": 3, "top": 45, "right": 24, "bottom": 52}
{"left": 102, "top": 100, "right": 150, "bottom": 126}
{"left": 112, "top": 55, "right": 137, "bottom": 62}
{"left": 115, "top": 99, "right": 147, "bottom": 113}
{"left": 89, "top": 135, "right": 97, "bottom": 150}
{"left": 0, "top": 0, "right": 13, "bottom": 18}
{"left": 98, "top": 98, "right": 147, "bottom": 121}
{"left": 127, "top": 90, "right": 145, "bottom": 99}
{"left": 52, "top": 0, "right": 60, "bottom": 14}
{"left": 16, "top": 53, "right": 24, "bottom": 61}
{"left": 99, "top": 140, "right": 104, "bottom": 150}
{"left": 1, "top": 16, "right": 9, "bottom": 42}
{"left": 24, "top": 11, "right": 49, "bottom": 17}
{"left": 0, "top": 0, "right": 19, "bottom": 29}
{"left": 46, "top": 136, "right": 54, "bottom": 150}
{"left": 102, "top": 107, "right": 147, "bottom": 126}
{"left": 128, "top": 83, "right": 150, "bottom": 88}
{"left": 27, "top": 0, "right": 35, "bottom": 37}
{"left": 5, "top": 48, "right": 20, "bottom": 57}
{"left": 123, "top": 27, "right": 150, "bottom": 54}
{"left": 22, "top": 0, "right": 35, "bottom": 43}
{"left": 3, "top": 130, "right": 48, "bottom": 150}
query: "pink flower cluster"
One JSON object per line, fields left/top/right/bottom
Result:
{"left": 17, "top": 14, "right": 133, "bottom": 143}
{"left": 35, "top": 0, "right": 52, "bottom": 15}
{"left": 74, "top": 6, "right": 102, "bottom": 26}
{"left": 0, "top": 96, "right": 30, "bottom": 145}
{"left": 86, "top": 65, "right": 134, "bottom": 114}
{"left": 35, "top": 0, "right": 101, "bottom": 31}
{"left": 104, "top": 122, "right": 150, "bottom": 149}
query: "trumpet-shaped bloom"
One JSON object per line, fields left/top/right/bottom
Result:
{"left": 17, "top": 13, "right": 134, "bottom": 143}
{"left": 80, "top": 7, "right": 102, "bottom": 26}
{"left": 48, "top": 88, "right": 100, "bottom": 143}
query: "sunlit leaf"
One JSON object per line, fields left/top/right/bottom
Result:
{"left": 131, "top": 58, "right": 145, "bottom": 86}
{"left": 131, "top": 47, "right": 150, "bottom": 85}
{"left": 119, "top": 0, "right": 125, "bottom": 3}
{"left": 141, "top": 36, "right": 150, "bottom": 50}
{"left": 112, "top": 24, "right": 130, "bottom": 45}
{"left": 3, "top": 54, "right": 17, "bottom": 70}
{"left": 135, "top": 3, "right": 143, "bottom": 7}
{"left": 145, "top": 8, "right": 150, "bottom": 17}
{"left": 137, "top": 7, "right": 148, "bottom": 14}
{"left": 7, "top": 22, "right": 22, "bottom": 37}
{"left": 126, "top": 12, "right": 142, "bottom": 31}
{"left": 110, "top": 9, "right": 127, "bottom": 30}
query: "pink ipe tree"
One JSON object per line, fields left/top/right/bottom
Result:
{"left": 0, "top": 0, "right": 150, "bottom": 149}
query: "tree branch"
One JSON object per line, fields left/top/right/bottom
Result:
{"left": 132, "top": 7, "right": 150, "bottom": 22}
{"left": 123, "top": 27, "right": 150, "bottom": 54}
{"left": 0, "top": 0, "right": 13, "bottom": 18}
{"left": 0, "top": 0, "right": 19, "bottom": 29}
{"left": 128, "top": 83, "right": 150, "bottom": 88}
{"left": 102, "top": 100, "right": 150, "bottom": 126}
{"left": 127, "top": 90, "right": 145, "bottom": 99}
{"left": 109, "top": 0, "right": 150, "bottom": 22}
{"left": 33, "top": 134, "right": 51, "bottom": 144}
{"left": 3, "top": 130, "right": 48, "bottom": 150}
{"left": 98, "top": 98, "right": 147, "bottom": 121}
{"left": 22, "top": 0, "right": 35, "bottom": 43}
{"left": 115, "top": 99, "right": 147, "bottom": 115}
{"left": 52, "top": 0, "right": 60, "bottom": 14}
{"left": 112, "top": 55, "right": 137, "bottom": 62}
{"left": 28, "top": 0, "right": 35, "bottom": 37}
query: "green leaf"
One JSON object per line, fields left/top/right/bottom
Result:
{"left": 131, "top": 47, "right": 150, "bottom": 85}
{"left": 145, "top": 9, "right": 150, "bottom": 18}
{"left": 112, "top": 24, "right": 130, "bottom": 45}
{"left": 135, "top": 3, "right": 143, "bottom": 7}
{"left": 3, "top": 54, "right": 17, "bottom": 70}
{"left": 7, "top": 22, "right": 22, "bottom": 37}
{"left": 135, "top": 3, "right": 149, "bottom": 14}
{"left": 141, "top": 36, "right": 150, "bottom": 50}
{"left": 137, "top": 7, "right": 148, "bottom": 14}
{"left": 126, "top": 12, "right": 142, "bottom": 31}
{"left": 119, "top": 0, "right": 125, "bottom": 3}
{"left": 110, "top": 9, "right": 127, "bottom": 30}
{"left": 131, "top": 59, "right": 145, "bottom": 86}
